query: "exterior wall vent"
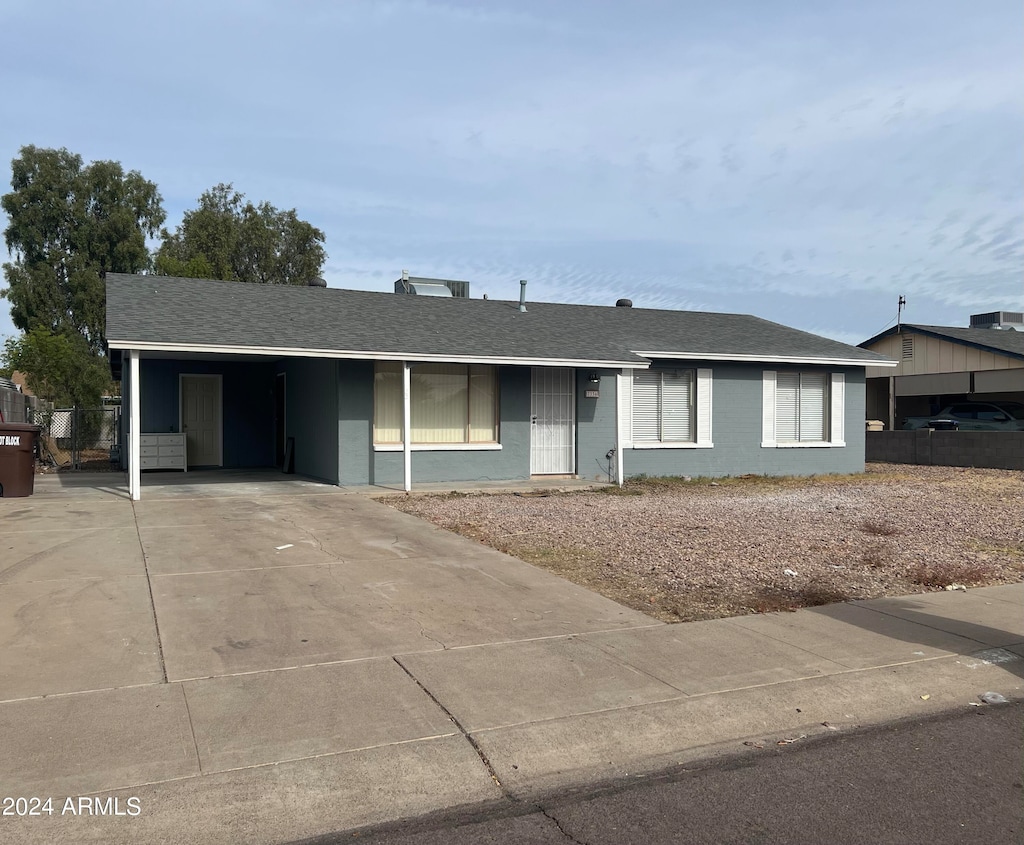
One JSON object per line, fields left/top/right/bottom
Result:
{"left": 901, "top": 334, "right": 914, "bottom": 359}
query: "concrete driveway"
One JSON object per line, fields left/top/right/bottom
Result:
{"left": 1, "top": 471, "right": 654, "bottom": 697}
{"left": 2, "top": 471, "right": 1022, "bottom": 845}
{"left": 0, "top": 471, "right": 661, "bottom": 840}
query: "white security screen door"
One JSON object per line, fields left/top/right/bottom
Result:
{"left": 531, "top": 367, "right": 575, "bottom": 474}
{"left": 180, "top": 375, "right": 222, "bottom": 466}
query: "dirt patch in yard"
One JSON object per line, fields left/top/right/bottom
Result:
{"left": 382, "top": 464, "right": 1024, "bottom": 622}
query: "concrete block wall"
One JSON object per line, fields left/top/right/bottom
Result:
{"left": 867, "top": 430, "right": 1024, "bottom": 470}
{"left": 0, "top": 386, "right": 39, "bottom": 424}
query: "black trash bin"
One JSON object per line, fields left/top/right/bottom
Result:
{"left": 926, "top": 419, "right": 959, "bottom": 431}
{"left": 0, "top": 423, "right": 42, "bottom": 497}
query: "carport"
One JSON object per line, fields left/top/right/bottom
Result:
{"left": 115, "top": 347, "right": 513, "bottom": 501}
{"left": 115, "top": 347, "right": 349, "bottom": 501}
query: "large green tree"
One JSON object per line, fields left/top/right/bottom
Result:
{"left": 1, "top": 145, "right": 165, "bottom": 354}
{"left": 1, "top": 328, "right": 110, "bottom": 407}
{"left": 155, "top": 183, "right": 326, "bottom": 285}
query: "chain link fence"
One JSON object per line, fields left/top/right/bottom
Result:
{"left": 33, "top": 406, "right": 121, "bottom": 470}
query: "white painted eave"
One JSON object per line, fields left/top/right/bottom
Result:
{"left": 106, "top": 340, "right": 651, "bottom": 369}
{"left": 634, "top": 350, "right": 899, "bottom": 368}
{"left": 107, "top": 340, "right": 897, "bottom": 369}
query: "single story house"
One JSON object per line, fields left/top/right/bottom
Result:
{"left": 859, "top": 311, "right": 1024, "bottom": 428}
{"left": 105, "top": 273, "right": 896, "bottom": 500}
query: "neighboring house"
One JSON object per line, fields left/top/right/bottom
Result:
{"left": 104, "top": 273, "right": 895, "bottom": 500}
{"left": 859, "top": 311, "right": 1024, "bottom": 429}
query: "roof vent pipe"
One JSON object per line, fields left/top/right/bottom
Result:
{"left": 519, "top": 280, "right": 527, "bottom": 313}
{"left": 616, "top": 298, "right": 633, "bottom": 307}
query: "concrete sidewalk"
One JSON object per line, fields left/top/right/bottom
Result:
{"left": 0, "top": 474, "right": 1021, "bottom": 844}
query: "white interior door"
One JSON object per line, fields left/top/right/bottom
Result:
{"left": 181, "top": 375, "right": 222, "bottom": 467}
{"left": 531, "top": 367, "right": 575, "bottom": 474}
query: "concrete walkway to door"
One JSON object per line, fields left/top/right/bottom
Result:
{"left": 0, "top": 471, "right": 1021, "bottom": 844}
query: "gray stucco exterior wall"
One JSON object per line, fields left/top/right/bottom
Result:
{"left": 279, "top": 357, "right": 340, "bottom": 483}
{"left": 138, "top": 358, "right": 276, "bottom": 468}
{"left": 620, "top": 363, "right": 866, "bottom": 478}
{"left": 349, "top": 364, "right": 532, "bottom": 485}
{"left": 576, "top": 369, "right": 619, "bottom": 482}
{"left": 129, "top": 356, "right": 867, "bottom": 484}
{"left": 337, "top": 359, "right": 375, "bottom": 486}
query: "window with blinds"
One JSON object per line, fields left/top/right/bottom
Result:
{"left": 374, "top": 362, "right": 498, "bottom": 444}
{"left": 632, "top": 369, "right": 695, "bottom": 442}
{"left": 775, "top": 372, "right": 828, "bottom": 442}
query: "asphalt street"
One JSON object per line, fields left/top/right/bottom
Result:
{"left": 307, "top": 701, "right": 1024, "bottom": 845}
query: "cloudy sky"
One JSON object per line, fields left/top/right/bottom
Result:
{"left": 0, "top": 0, "right": 1020, "bottom": 346}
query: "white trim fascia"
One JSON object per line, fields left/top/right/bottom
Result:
{"left": 374, "top": 443, "right": 503, "bottom": 452}
{"left": 635, "top": 351, "right": 898, "bottom": 368}
{"left": 106, "top": 340, "right": 649, "bottom": 369}
{"left": 628, "top": 441, "right": 713, "bottom": 450}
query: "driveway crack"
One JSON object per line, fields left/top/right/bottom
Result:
{"left": 131, "top": 500, "right": 168, "bottom": 684}
{"left": 366, "top": 582, "right": 447, "bottom": 650}
{"left": 392, "top": 656, "right": 504, "bottom": 793}
{"left": 275, "top": 514, "right": 340, "bottom": 561}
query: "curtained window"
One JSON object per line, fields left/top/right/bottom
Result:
{"left": 374, "top": 363, "right": 498, "bottom": 444}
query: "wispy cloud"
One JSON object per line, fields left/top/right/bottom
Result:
{"left": 0, "top": 0, "right": 1021, "bottom": 345}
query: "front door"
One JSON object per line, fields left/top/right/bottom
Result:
{"left": 530, "top": 367, "right": 575, "bottom": 474}
{"left": 181, "top": 375, "right": 222, "bottom": 467}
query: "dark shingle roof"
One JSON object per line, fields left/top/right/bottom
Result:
{"left": 105, "top": 273, "right": 891, "bottom": 366}
{"left": 860, "top": 324, "right": 1024, "bottom": 362}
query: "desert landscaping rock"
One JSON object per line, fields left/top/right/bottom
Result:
{"left": 383, "top": 464, "right": 1024, "bottom": 621}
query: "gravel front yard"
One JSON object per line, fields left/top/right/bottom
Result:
{"left": 383, "top": 464, "right": 1024, "bottom": 622}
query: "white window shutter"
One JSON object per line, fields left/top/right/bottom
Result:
{"left": 660, "top": 370, "right": 693, "bottom": 441}
{"left": 775, "top": 372, "right": 800, "bottom": 442}
{"left": 632, "top": 371, "right": 660, "bottom": 442}
{"left": 618, "top": 370, "right": 633, "bottom": 447}
{"left": 798, "top": 372, "right": 827, "bottom": 441}
{"left": 830, "top": 372, "right": 845, "bottom": 446}
{"left": 762, "top": 371, "right": 777, "bottom": 447}
{"left": 696, "top": 368, "right": 713, "bottom": 446}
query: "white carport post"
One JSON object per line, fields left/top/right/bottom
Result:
{"left": 402, "top": 361, "right": 412, "bottom": 492}
{"left": 128, "top": 350, "right": 141, "bottom": 501}
{"left": 615, "top": 370, "right": 625, "bottom": 487}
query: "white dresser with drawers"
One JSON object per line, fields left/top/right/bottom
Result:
{"left": 139, "top": 433, "right": 187, "bottom": 471}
